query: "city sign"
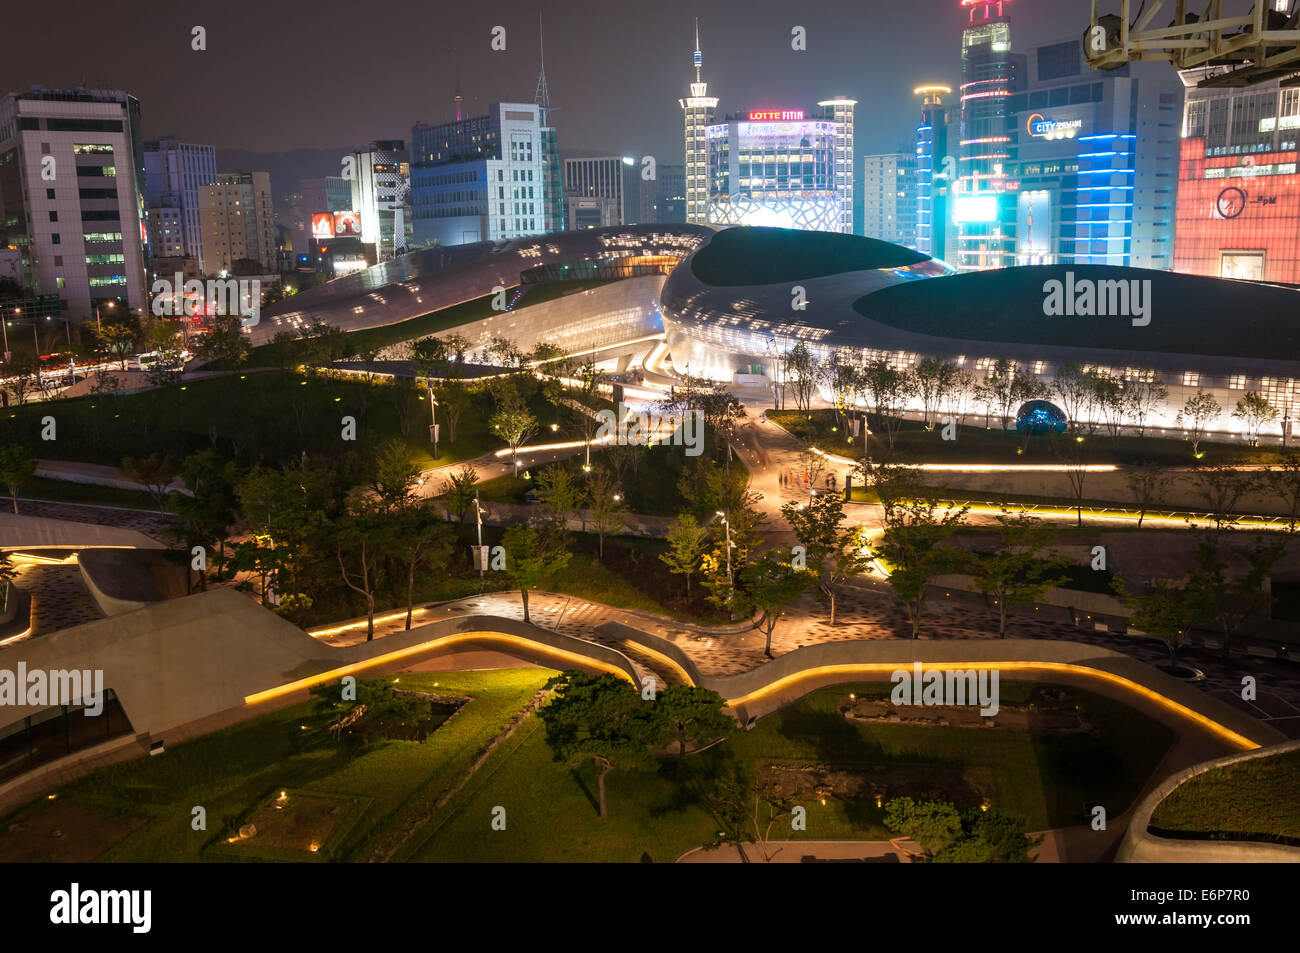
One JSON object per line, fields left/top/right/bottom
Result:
{"left": 748, "top": 110, "right": 804, "bottom": 121}
{"left": 1027, "top": 113, "right": 1082, "bottom": 138}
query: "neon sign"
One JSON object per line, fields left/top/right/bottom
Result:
{"left": 1027, "top": 113, "right": 1082, "bottom": 138}
{"left": 748, "top": 110, "right": 804, "bottom": 121}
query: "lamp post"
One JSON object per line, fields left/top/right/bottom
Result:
{"left": 427, "top": 383, "right": 440, "bottom": 459}
{"left": 715, "top": 510, "right": 733, "bottom": 588}
{"left": 1, "top": 305, "right": 20, "bottom": 363}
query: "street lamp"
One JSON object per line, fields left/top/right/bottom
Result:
{"left": 94, "top": 299, "right": 116, "bottom": 332}
{"left": 427, "top": 384, "right": 440, "bottom": 459}
{"left": 715, "top": 510, "right": 733, "bottom": 588}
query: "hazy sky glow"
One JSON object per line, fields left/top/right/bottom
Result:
{"left": 3, "top": 0, "right": 1134, "bottom": 160}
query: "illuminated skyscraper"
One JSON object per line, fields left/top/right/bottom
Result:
{"left": 914, "top": 85, "right": 953, "bottom": 259}
{"left": 956, "top": 0, "right": 1022, "bottom": 271}
{"left": 680, "top": 20, "right": 719, "bottom": 225}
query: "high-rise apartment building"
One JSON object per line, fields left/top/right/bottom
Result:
{"left": 863, "top": 153, "right": 919, "bottom": 247}
{"left": 143, "top": 137, "right": 216, "bottom": 263}
{"left": 0, "top": 86, "right": 149, "bottom": 319}
{"left": 198, "top": 171, "right": 276, "bottom": 274}
{"left": 410, "top": 103, "right": 557, "bottom": 246}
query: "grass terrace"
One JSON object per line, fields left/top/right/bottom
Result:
{"left": 1149, "top": 748, "right": 1300, "bottom": 845}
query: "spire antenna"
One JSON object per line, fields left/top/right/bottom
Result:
{"left": 534, "top": 11, "right": 551, "bottom": 110}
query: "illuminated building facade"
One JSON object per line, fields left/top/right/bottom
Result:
{"left": 411, "top": 103, "right": 556, "bottom": 247}
{"left": 0, "top": 86, "right": 149, "bottom": 319}
{"left": 680, "top": 21, "right": 718, "bottom": 225}
{"left": 915, "top": 86, "right": 954, "bottom": 260}
{"left": 1006, "top": 42, "right": 1182, "bottom": 269}
{"left": 704, "top": 102, "right": 857, "bottom": 233}
{"left": 564, "top": 156, "right": 629, "bottom": 229}
{"left": 956, "top": 0, "right": 1022, "bottom": 271}
{"left": 863, "top": 152, "right": 918, "bottom": 247}
{"left": 1174, "top": 70, "right": 1300, "bottom": 284}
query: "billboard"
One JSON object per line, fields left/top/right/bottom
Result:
{"left": 1017, "top": 190, "right": 1052, "bottom": 260}
{"left": 311, "top": 213, "right": 335, "bottom": 240}
{"left": 333, "top": 210, "right": 362, "bottom": 238}
{"left": 1174, "top": 137, "right": 1300, "bottom": 283}
{"left": 952, "top": 195, "right": 999, "bottom": 223}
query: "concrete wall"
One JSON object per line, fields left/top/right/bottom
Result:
{"left": 1116, "top": 739, "right": 1300, "bottom": 862}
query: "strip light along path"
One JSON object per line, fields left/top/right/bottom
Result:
{"left": 256, "top": 607, "right": 1278, "bottom": 753}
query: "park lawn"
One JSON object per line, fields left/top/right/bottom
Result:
{"left": 13, "top": 669, "right": 550, "bottom": 862}
{"left": 0, "top": 369, "right": 550, "bottom": 471}
{"left": 409, "top": 719, "right": 718, "bottom": 863}
{"left": 1150, "top": 748, "right": 1300, "bottom": 842}
{"left": 412, "top": 681, "right": 1175, "bottom": 861}
{"left": 770, "top": 408, "right": 1283, "bottom": 467}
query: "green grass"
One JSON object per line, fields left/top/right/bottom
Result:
{"left": 771, "top": 408, "right": 1284, "bottom": 467}
{"left": 3, "top": 669, "right": 552, "bottom": 862}
{"left": 1150, "top": 749, "right": 1300, "bottom": 843}
{"left": 412, "top": 681, "right": 1175, "bottom": 861}
{"left": 0, "top": 371, "right": 548, "bottom": 470}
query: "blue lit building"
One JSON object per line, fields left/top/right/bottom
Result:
{"left": 1005, "top": 39, "right": 1182, "bottom": 268}
{"left": 914, "top": 85, "right": 953, "bottom": 261}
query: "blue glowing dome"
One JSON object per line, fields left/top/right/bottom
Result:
{"left": 1016, "top": 400, "right": 1068, "bottom": 436}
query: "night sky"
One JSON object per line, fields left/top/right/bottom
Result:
{"left": 4, "top": 0, "right": 1128, "bottom": 171}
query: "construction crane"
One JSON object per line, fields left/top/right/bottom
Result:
{"left": 1085, "top": 1, "right": 1300, "bottom": 87}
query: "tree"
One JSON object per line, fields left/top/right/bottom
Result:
{"left": 781, "top": 492, "right": 872, "bottom": 625}
{"left": 334, "top": 489, "right": 394, "bottom": 642}
{"left": 1052, "top": 435, "right": 1094, "bottom": 527}
{"left": 95, "top": 321, "right": 137, "bottom": 371}
{"left": 660, "top": 513, "right": 709, "bottom": 595}
{"left": 267, "top": 331, "right": 300, "bottom": 376}
{"left": 584, "top": 466, "right": 626, "bottom": 561}
{"left": 391, "top": 503, "right": 454, "bottom": 630}
{"left": 781, "top": 341, "right": 818, "bottom": 413}
{"left": 1089, "top": 370, "right": 1127, "bottom": 441}
{"left": 864, "top": 463, "right": 968, "bottom": 638}
{"left": 501, "top": 523, "right": 571, "bottom": 624}
{"left": 1177, "top": 389, "right": 1222, "bottom": 457}
{"left": 169, "top": 450, "right": 239, "bottom": 591}
{"left": 1125, "top": 376, "right": 1169, "bottom": 437}
{"left": 1113, "top": 576, "right": 1214, "bottom": 670}
{"left": 0, "top": 443, "right": 37, "bottom": 514}
{"left": 913, "top": 356, "right": 958, "bottom": 431}
{"left": 736, "top": 550, "right": 813, "bottom": 658}
{"left": 489, "top": 390, "right": 538, "bottom": 476}
{"left": 237, "top": 460, "right": 340, "bottom": 603}
{"left": 121, "top": 452, "right": 178, "bottom": 513}
{"left": 1263, "top": 451, "right": 1300, "bottom": 532}
{"left": 964, "top": 513, "right": 1070, "bottom": 637}
{"left": 1126, "top": 461, "right": 1172, "bottom": 528}
{"left": 537, "top": 671, "right": 660, "bottom": 818}
{"left": 1052, "top": 362, "right": 1092, "bottom": 433}
{"left": 438, "top": 464, "right": 479, "bottom": 528}
{"left": 655, "top": 685, "right": 733, "bottom": 757}
{"left": 972, "top": 358, "right": 1015, "bottom": 429}
{"left": 193, "top": 313, "right": 251, "bottom": 369}
{"left": 1188, "top": 465, "right": 1257, "bottom": 534}
{"left": 432, "top": 378, "right": 471, "bottom": 445}
{"left": 372, "top": 439, "right": 422, "bottom": 512}
{"left": 694, "top": 759, "right": 794, "bottom": 863}
{"left": 536, "top": 465, "right": 581, "bottom": 538}
{"left": 1189, "top": 531, "right": 1287, "bottom": 659}
{"left": 860, "top": 358, "right": 913, "bottom": 449}
{"left": 1232, "top": 391, "right": 1278, "bottom": 447}
{"left": 883, "top": 797, "right": 1041, "bottom": 862}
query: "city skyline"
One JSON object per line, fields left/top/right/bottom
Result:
{"left": 2, "top": 0, "right": 1109, "bottom": 162}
